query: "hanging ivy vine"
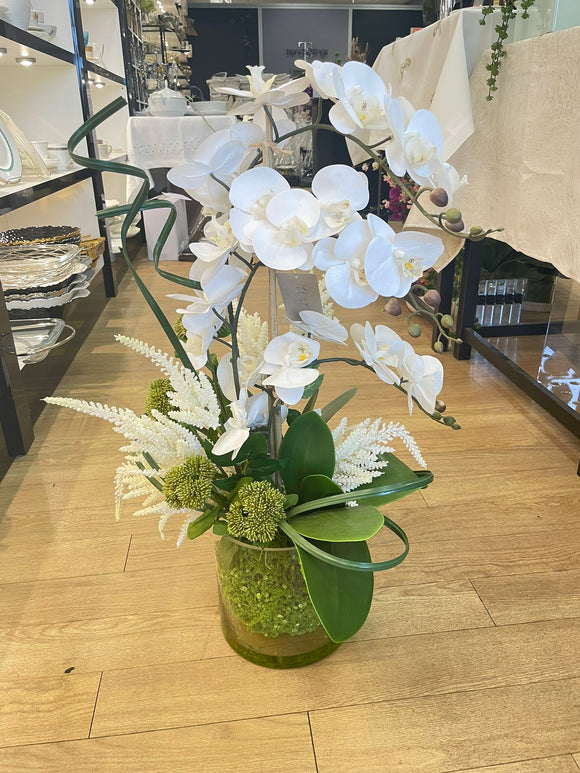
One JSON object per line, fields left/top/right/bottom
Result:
{"left": 480, "top": 0, "right": 536, "bottom": 100}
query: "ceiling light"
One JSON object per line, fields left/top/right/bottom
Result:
{"left": 85, "top": 0, "right": 96, "bottom": 5}
{"left": 94, "top": 80, "right": 105, "bottom": 88}
{"left": 16, "top": 57, "right": 36, "bottom": 66}
{"left": 0, "top": 48, "right": 7, "bottom": 57}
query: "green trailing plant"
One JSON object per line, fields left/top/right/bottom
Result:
{"left": 480, "top": 0, "right": 537, "bottom": 100}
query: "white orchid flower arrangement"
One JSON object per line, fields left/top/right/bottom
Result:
{"left": 48, "top": 60, "right": 496, "bottom": 644}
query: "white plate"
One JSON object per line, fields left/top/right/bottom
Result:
{"left": 187, "top": 102, "right": 228, "bottom": 116}
{"left": 0, "top": 118, "right": 22, "bottom": 183}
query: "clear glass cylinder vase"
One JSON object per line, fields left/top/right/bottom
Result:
{"left": 215, "top": 535, "right": 340, "bottom": 668}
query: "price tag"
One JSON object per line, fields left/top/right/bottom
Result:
{"left": 276, "top": 273, "right": 323, "bottom": 322}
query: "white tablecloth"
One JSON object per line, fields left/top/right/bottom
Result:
{"left": 405, "top": 25, "right": 580, "bottom": 283}
{"left": 350, "top": 8, "right": 500, "bottom": 165}
{"left": 126, "top": 114, "right": 237, "bottom": 197}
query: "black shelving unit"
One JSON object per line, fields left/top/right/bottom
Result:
{"left": 0, "top": 0, "right": 140, "bottom": 469}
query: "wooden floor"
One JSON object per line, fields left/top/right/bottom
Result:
{"left": 1, "top": 255, "right": 579, "bottom": 772}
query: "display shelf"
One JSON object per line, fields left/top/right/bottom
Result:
{"left": 85, "top": 60, "right": 126, "bottom": 85}
{"left": 0, "top": 168, "right": 93, "bottom": 215}
{"left": 0, "top": 20, "right": 74, "bottom": 66}
{"left": 0, "top": 0, "right": 141, "bottom": 464}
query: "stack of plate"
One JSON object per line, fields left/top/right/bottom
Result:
{"left": 0, "top": 243, "right": 94, "bottom": 317}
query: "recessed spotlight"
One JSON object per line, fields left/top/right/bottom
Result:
{"left": 85, "top": 0, "right": 96, "bottom": 5}
{"left": 16, "top": 56, "right": 36, "bottom": 66}
{"left": 94, "top": 80, "right": 105, "bottom": 88}
{"left": 0, "top": 48, "right": 7, "bottom": 57}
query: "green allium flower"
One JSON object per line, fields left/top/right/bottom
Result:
{"left": 163, "top": 455, "right": 216, "bottom": 510}
{"left": 226, "top": 481, "right": 286, "bottom": 544}
{"left": 173, "top": 315, "right": 187, "bottom": 342}
{"left": 144, "top": 378, "right": 174, "bottom": 417}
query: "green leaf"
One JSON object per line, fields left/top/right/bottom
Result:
{"left": 302, "top": 373, "right": 324, "bottom": 399}
{"left": 283, "top": 494, "right": 299, "bottom": 508}
{"left": 214, "top": 476, "right": 242, "bottom": 492}
{"left": 299, "top": 474, "right": 343, "bottom": 503}
{"left": 246, "top": 455, "right": 282, "bottom": 479}
{"left": 187, "top": 510, "right": 216, "bottom": 540}
{"left": 279, "top": 411, "right": 335, "bottom": 495}
{"left": 320, "top": 387, "right": 358, "bottom": 422}
{"left": 212, "top": 521, "right": 228, "bottom": 536}
{"left": 286, "top": 408, "right": 301, "bottom": 426}
{"left": 290, "top": 505, "right": 384, "bottom": 542}
{"left": 296, "top": 540, "right": 373, "bottom": 642}
{"left": 302, "top": 389, "right": 319, "bottom": 414}
{"left": 281, "top": 516, "right": 409, "bottom": 573}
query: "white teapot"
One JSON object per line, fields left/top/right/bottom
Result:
{"left": 148, "top": 87, "right": 187, "bottom": 117}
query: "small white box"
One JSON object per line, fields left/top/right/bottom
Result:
{"left": 143, "top": 193, "right": 189, "bottom": 261}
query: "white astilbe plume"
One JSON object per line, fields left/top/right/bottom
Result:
{"left": 114, "top": 456, "right": 198, "bottom": 543}
{"left": 319, "top": 276, "right": 337, "bottom": 321}
{"left": 44, "top": 398, "right": 202, "bottom": 468}
{"left": 332, "top": 417, "right": 426, "bottom": 492}
{"left": 237, "top": 307, "right": 268, "bottom": 368}
{"left": 114, "top": 335, "right": 220, "bottom": 429}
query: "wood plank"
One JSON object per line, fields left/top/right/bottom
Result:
{"left": 309, "top": 678, "right": 580, "bottom": 773}
{"left": 0, "top": 673, "right": 101, "bottom": 748}
{"left": 369, "top": 527, "right": 580, "bottom": 588}
{"left": 0, "top": 713, "right": 316, "bottom": 772}
{"left": 0, "top": 536, "right": 130, "bottom": 585}
{"left": 0, "top": 563, "right": 218, "bottom": 628}
{"left": 0, "top": 607, "right": 230, "bottom": 680}
{"left": 359, "top": 580, "right": 493, "bottom": 639}
{"left": 452, "top": 756, "right": 580, "bottom": 773}
{"left": 472, "top": 569, "right": 580, "bottom": 626}
{"left": 90, "top": 618, "right": 580, "bottom": 737}
{"left": 573, "top": 754, "right": 580, "bottom": 768}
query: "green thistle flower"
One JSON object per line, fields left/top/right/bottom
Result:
{"left": 173, "top": 315, "right": 187, "bottom": 343}
{"left": 163, "top": 455, "right": 217, "bottom": 510}
{"left": 226, "top": 481, "right": 286, "bottom": 544}
{"left": 145, "top": 378, "right": 174, "bottom": 417}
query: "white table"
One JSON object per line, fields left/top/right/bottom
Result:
{"left": 126, "top": 114, "right": 237, "bottom": 197}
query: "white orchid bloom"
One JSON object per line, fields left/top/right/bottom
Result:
{"left": 217, "top": 351, "right": 262, "bottom": 402}
{"left": 385, "top": 101, "right": 447, "bottom": 190}
{"left": 170, "top": 263, "right": 247, "bottom": 319}
{"left": 312, "top": 220, "right": 378, "bottom": 309}
{"left": 189, "top": 217, "right": 237, "bottom": 263}
{"left": 252, "top": 105, "right": 296, "bottom": 148}
{"left": 364, "top": 213, "right": 444, "bottom": 298}
{"left": 294, "top": 59, "right": 340, "bottom": 100}
{"left": 167, "top": 123, "right": 263, "bottom": 211}
{"left": 398, "top": 349, "right": 444, "bottom": 415}
{"left": 260, "top": 332, "right": 320, "bottom": 405}
{"left": 253, "top": 188, "right": 321, "bottom": 270}
{"left": 310, "top": 164, "right": 369, "bottom": 238}
{"left": 329, "top": 61, "right": 390, "bottom": 139}
{"left": 217, "top": 65, "right": 310, "bottom": 116}
{"left": 228, "top": 167, "right": 290, "bottom": 251}
{"left": 292, "top": 310, "right": 348, "bottom": 345}
{"left": 212, "top": 389, "right": 251, "bottom": 459}
{"left": 431, "top": 162, "right": 468, "bottom": 205}
{"left": 183, "top": 326, "right": 216, "bottom": 371}
{"left": 350, "top": 322, "right": 406, "bottom": 385}
{"left": 246, "top": 391, "right": 269, "bottom": 429}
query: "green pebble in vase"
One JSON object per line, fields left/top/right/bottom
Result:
{"left": 215, "top": 535, "right": 340, "bottom": 668}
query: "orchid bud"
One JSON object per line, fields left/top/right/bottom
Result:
{"left": 443, "top": 415, "right": 456, "bottom": 425}
{"left": 408, "top": 323, "right": 422, "bottom": 338}
{"left": 469, "top": 225, "right": 484, "bottom": 238}
{"left": 444, "top": 208, "right": 462, "bottom": 223}
{"left": 446, "top": 220, "right": 465, "bottom": 233}
{"left": 433, "top": 341, "right": 444, "bottom": 353}
{"left": 411, "top": 284, "right": 424, "bottom": 296}
{"left": 435, "top": 400, "right": 446, "bottom": 413}
{"left": 441, "top": 314, "right": 454, "bottom": 329}
{"left": 384, "top": 297, "right": 402, "bottom": 316}
{"left": 424, "top": 289, "right": 441, "bottom": 308}
{"left": 452, "top": 422, "right": 461, "bottom": 430}
{"left": 429, "top": 188, "right": 448, "bottom": 208}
